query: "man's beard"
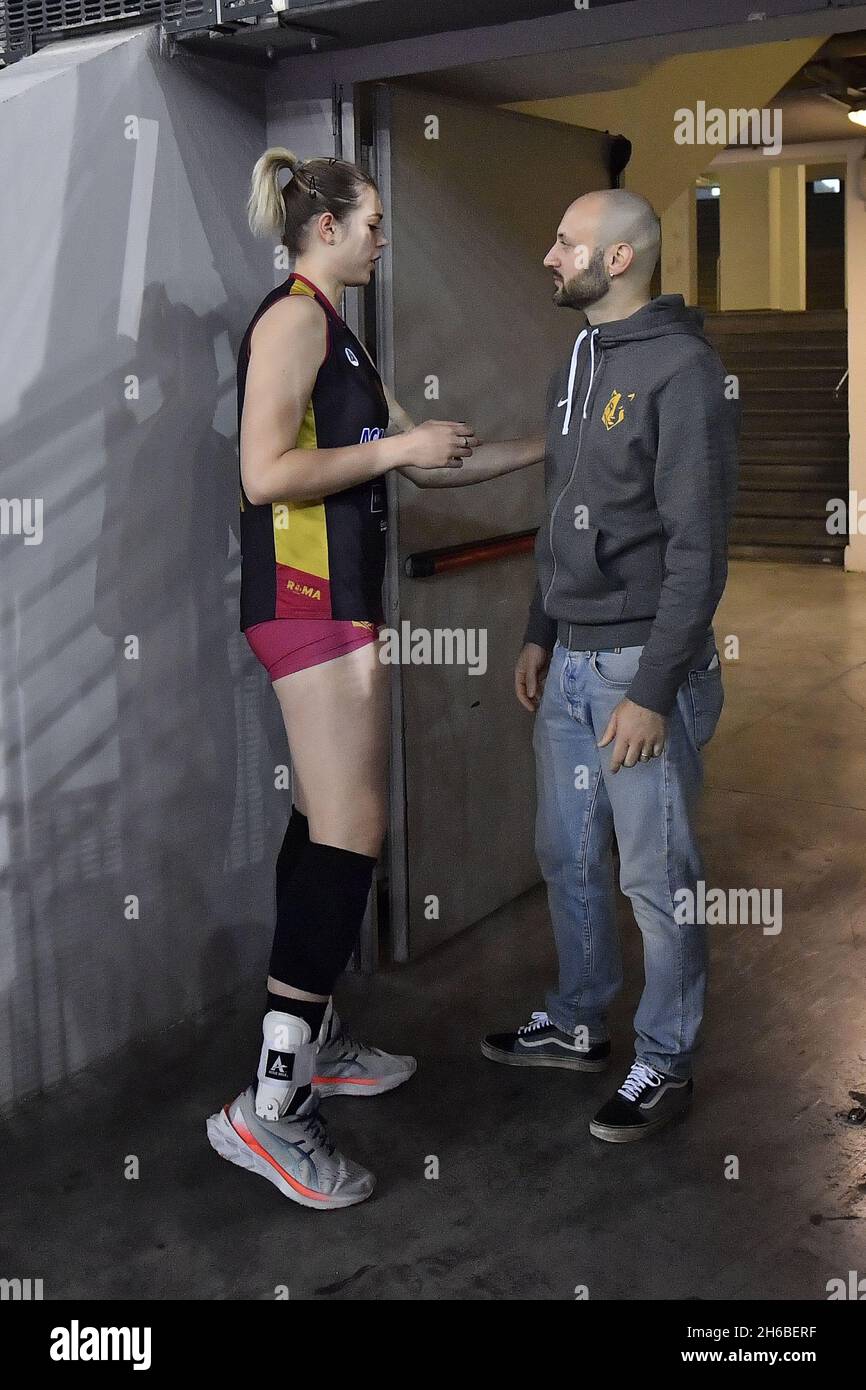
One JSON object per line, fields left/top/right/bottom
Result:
{"left": 555, "top": 246, "right": 610, "bottom": 311}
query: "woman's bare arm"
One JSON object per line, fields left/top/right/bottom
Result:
{"left": 240, "top": 298, "right": 474, "bottom": 504}
{"left": 400, "top": 428, "right": 545, "bottom": 488}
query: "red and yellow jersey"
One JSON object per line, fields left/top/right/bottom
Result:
{"left": 237, "top": 272, "right": 390, "bottom": 629}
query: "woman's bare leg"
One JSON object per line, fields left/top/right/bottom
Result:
{"left": 267, "top": 641, "right": 389, "bottom": 1003}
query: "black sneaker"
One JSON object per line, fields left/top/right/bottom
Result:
{"left": 589, "top": 1059, "right": 692, "bottom": 1142}
{"left": 481, "top": 1011, "right": 611, "bottom": 1072}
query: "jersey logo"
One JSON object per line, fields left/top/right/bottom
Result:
{"left": 286, "top": 578, "right": 322, "bottom": 601}
{"left": 345, "top": 347, "right": 359, "bottom": 366}
{"left": 601, "top": 389, "right": 636, "bottom": 430}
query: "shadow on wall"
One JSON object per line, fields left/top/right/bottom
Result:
{"left": 0, "top": 23, "right": 302, "bottom": 1112}
{"left": 2, "top": 285, "right": 283, "bottom": 1111}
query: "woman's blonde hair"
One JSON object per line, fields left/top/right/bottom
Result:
{"left": 247, "top": 146, "right": 378, "bottom": 256}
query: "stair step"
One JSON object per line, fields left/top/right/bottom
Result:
{"left": 703, "top": 310, "right": 847, "bottom": 333}
{"left": 734, "top": 490, "right": 836, "bottom": 518}
{"left": 730, "top": 516, "right": 847, "bottom": 546}
{"left": 732, "top": 368, "right": 845, "bottom": 386}
{"left": 720, "top": 362, "right": 846, "bottom": 380}
{"left": 739, "top": 437, "right": 848, "bottom": 460}
{"left": 739, "top": 408, "right": 850, "bottom": 425}
{"left": 711, "top": 334, "right": 847, "bottom": 347}
{"left": 729, "top": 543, "right": 844, "bottom": 565}
{"left": 709, "top": 328, "right": 846, "bottom": 342}
{"left": 738, "top": 462, "right": 847, "bottom": 489}
{"left": 740, "top": 392, "right": 847, "bottom": 413}
{"left": 733, "top": 375, "right": 845, "bottom": 397}
{"left": 718, "top": 349, "right": 847, "bottom": 370}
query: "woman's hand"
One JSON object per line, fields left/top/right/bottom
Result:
{"left": 399, "top": 420, "right": 479, "bottom": 471}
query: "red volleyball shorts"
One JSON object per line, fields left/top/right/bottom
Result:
{"left": 244, "top": 617, "right": 382, "bottom": 681}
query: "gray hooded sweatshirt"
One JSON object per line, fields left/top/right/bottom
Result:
{"left": 524, "top": 294, "right": 740, "bottom": 715}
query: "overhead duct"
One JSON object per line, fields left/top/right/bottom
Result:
{"left": 0, "top": 0, "right": 625, "bottom": 66}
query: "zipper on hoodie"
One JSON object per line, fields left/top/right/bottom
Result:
{"left": 543, "top": 328, "right": 603, "bottom": 611}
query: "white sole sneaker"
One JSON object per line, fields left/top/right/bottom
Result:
{"left": 314, "top": 1056, "right": 417, "bottom": 1097}
{"left": 206, "top": 1092, "right": 375, "bottom": 1210}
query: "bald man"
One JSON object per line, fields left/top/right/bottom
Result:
{"left": 482, "top": 189, "right": 740, "bottom": 1142}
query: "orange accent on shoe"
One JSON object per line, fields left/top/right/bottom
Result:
{"left": 229, "top": 1108, "right": 329, "bottom": 1202}
{"left": 313, "top": 1075, "right": 378, "bottom": 1086}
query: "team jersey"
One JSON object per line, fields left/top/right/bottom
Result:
{"left": 236, "top": 271, "right": 390, "bottom": 629}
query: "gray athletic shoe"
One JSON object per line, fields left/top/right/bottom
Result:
{"left": 206, "top": 1084, "right": 375, "bottom": 1209}
{"left": 313, "top": 1003, "right": 417, "bottom": 1097}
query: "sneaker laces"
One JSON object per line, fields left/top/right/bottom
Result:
{"left": 517, "top": 1010, "right": 552, "bottom": 1035}
{"left": 297, "top": 1095, "right": 337, "bottom": 1158}
{"left": 328, "top": 1022, "right": 371, "bottom": 1062}
{"left": 618, "top": 1060, "right": 664, "bottom": 1103}
{"left": 328, "top": 1005, "right": 390, "bottom": 1060}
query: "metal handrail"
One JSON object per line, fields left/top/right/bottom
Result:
{"left": 404, "top": 528, "right": 537, "bottom": 579}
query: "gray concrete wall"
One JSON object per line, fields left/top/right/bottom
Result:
{"left": 0, "top": 26, "right": 294, "bottom": 1110}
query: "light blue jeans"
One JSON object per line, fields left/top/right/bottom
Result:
{"left": 533, "top": 637, "right": 724, "bottom": 1080}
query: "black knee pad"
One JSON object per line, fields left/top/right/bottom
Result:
{"left": 269, "top": 839, "right": 377, "bottom": 996}
{"left": 275, "top": 804, "right": 309, "bottom": 918}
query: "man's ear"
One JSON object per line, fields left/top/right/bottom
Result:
{"left": 610, "top": 241, "right": 635, "bottom": 277}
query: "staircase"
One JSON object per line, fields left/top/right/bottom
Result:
{"left": 702, "top": 311, "right": 849, "bottom": 564}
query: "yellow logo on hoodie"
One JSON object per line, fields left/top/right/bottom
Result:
{"left": 602, "top": 390, "right": 636, "bottom": 430}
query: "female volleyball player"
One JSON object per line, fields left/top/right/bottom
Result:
{"left": 206, "top": 148, "right": 544, "bottom": 1207}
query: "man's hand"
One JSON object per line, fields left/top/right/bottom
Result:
{"left": 515, "top": 643, "right": 551, "bottom": 712}
{"left": 597, "top": 699, "right": 668, "bottom": 773}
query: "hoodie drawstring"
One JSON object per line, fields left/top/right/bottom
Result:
{"left": 561, "top": 328, "right": 588, "bottom": 436}
{"left": 582, "top": 328, "right": 599, "bottom": 420}
{"left": 561, "top": 327, "right": 600, "bottom": 435}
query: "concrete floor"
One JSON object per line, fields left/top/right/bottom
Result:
{"left": 3, "top": 560, "right": 865, "bottom": 1300}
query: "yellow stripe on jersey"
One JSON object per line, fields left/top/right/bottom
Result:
{"left": 241, "top": 283, "right": 315, "bottom": 523}
{"left": 272, "top": 395, "right": 330, "bottom": 581}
